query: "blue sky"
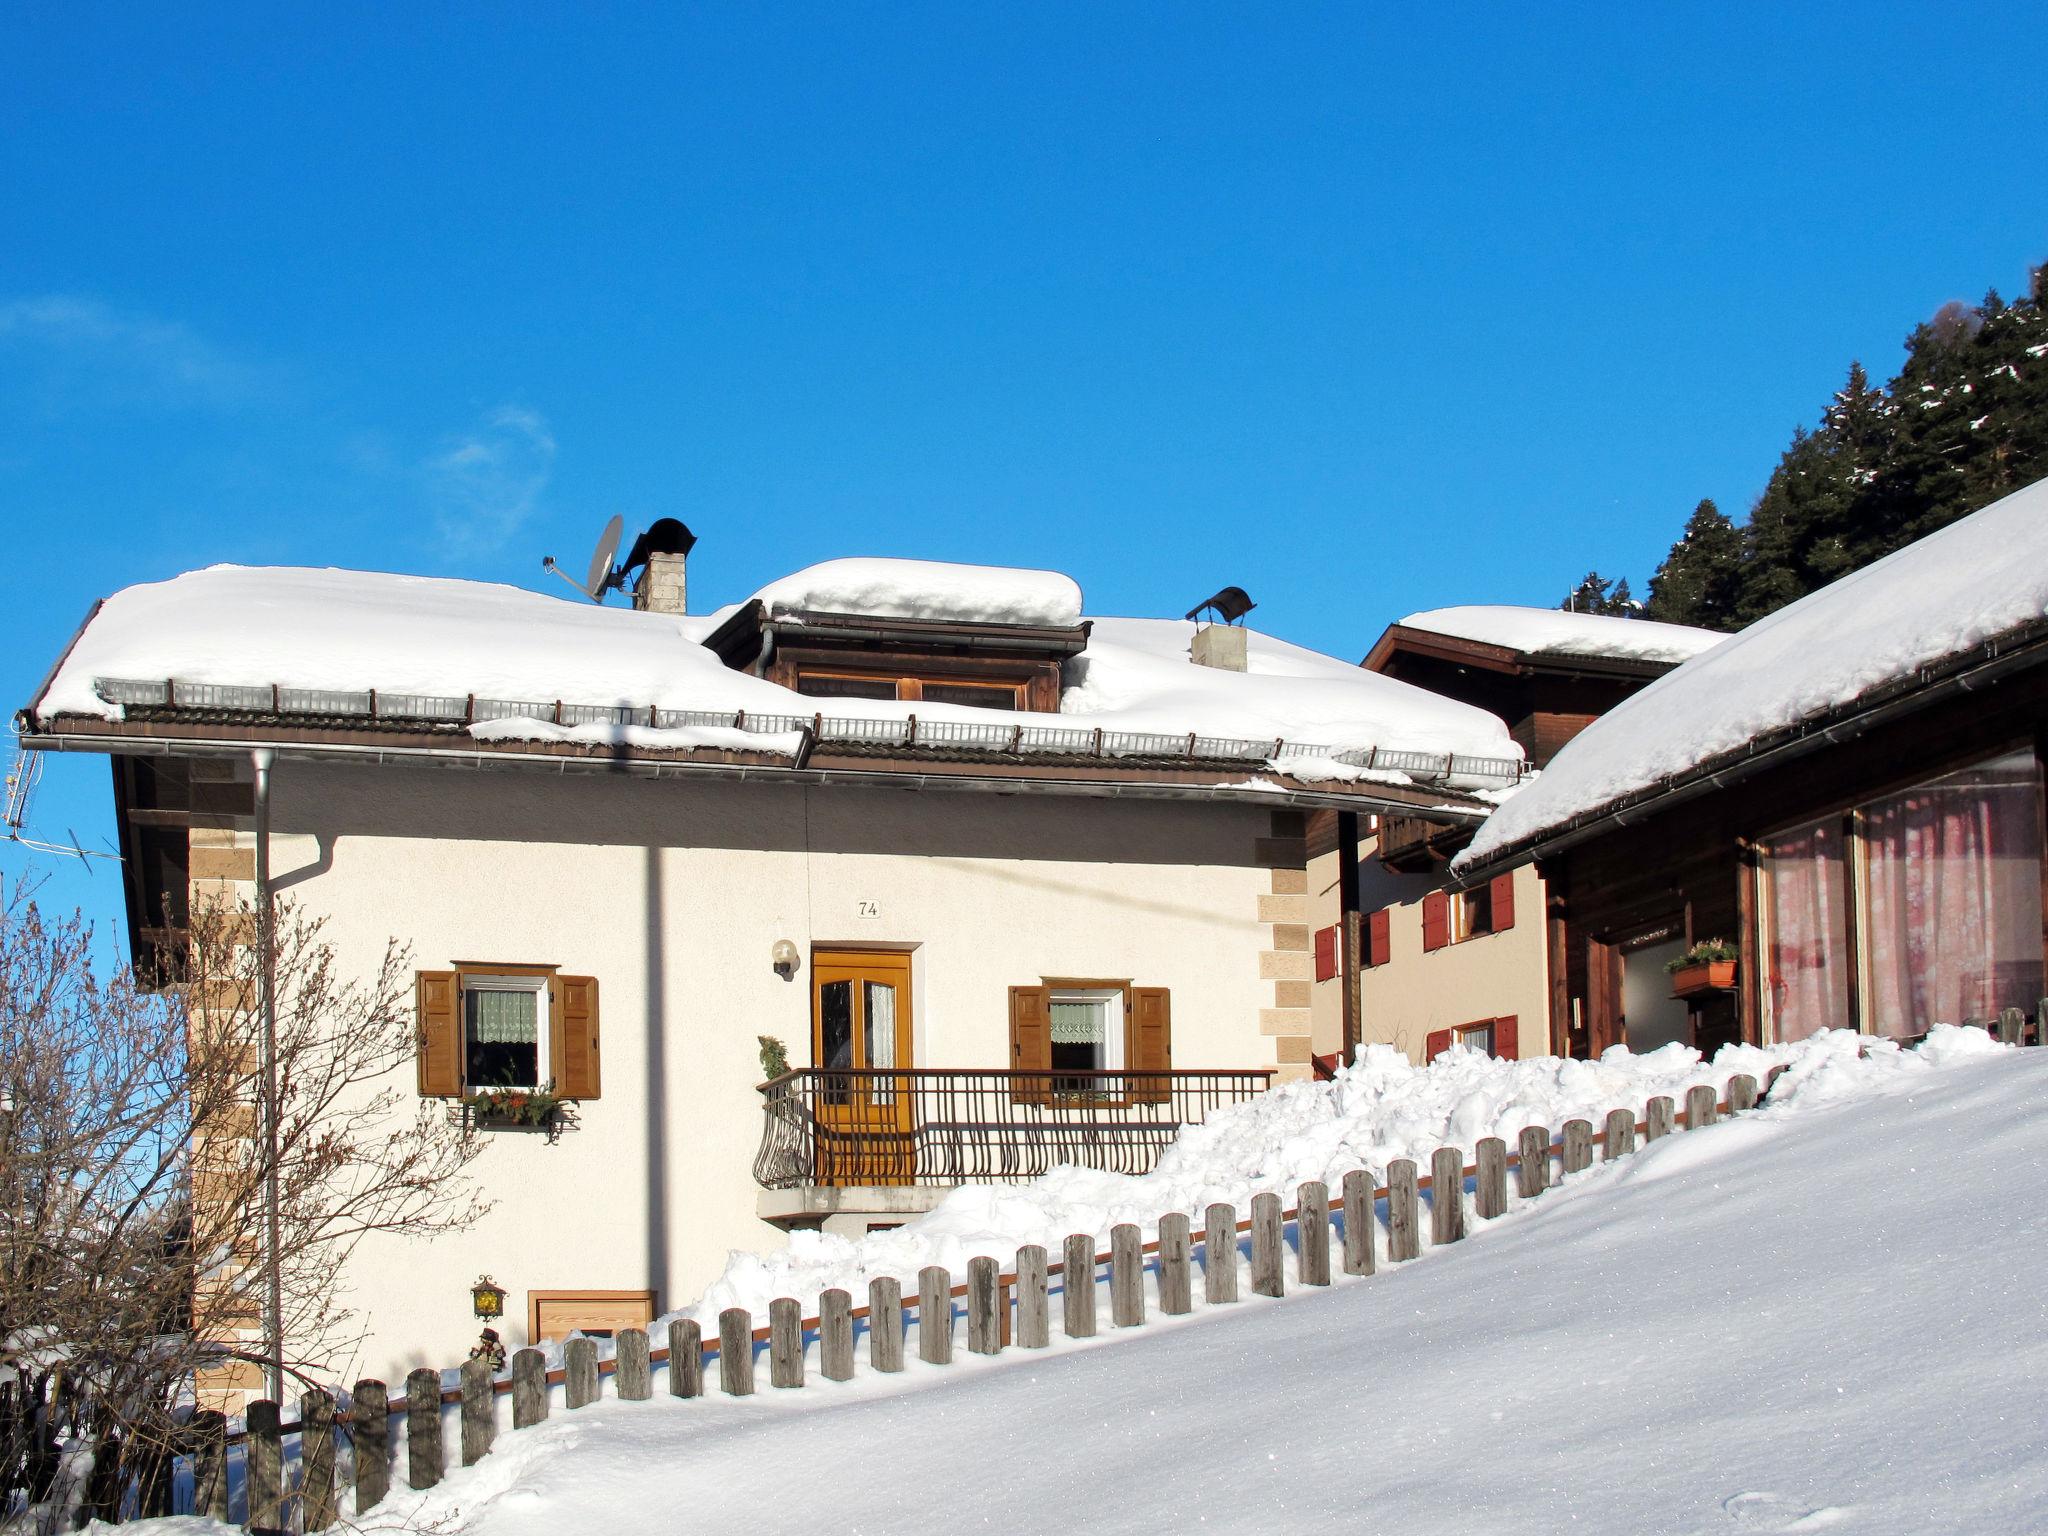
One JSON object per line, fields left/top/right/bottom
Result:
{"left": 5, "top": 3, "right": 2046, "bottom": 935}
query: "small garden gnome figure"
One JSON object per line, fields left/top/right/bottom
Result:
{"left": 469, "top": 1327, "right": 506, "bottom": 1373}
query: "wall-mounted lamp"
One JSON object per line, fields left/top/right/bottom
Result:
{"left": 771, "top": 940, "right": 801, "bottom": 980}
{"left": 471, "top": 1274, "right": 506, "bottom": 1321}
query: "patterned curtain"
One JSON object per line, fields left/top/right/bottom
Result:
{"left": 469, "top": 988, "right": 538, "bottom": 1045}
{"left": 1050, "top": 999, "right": 1105, "bottom": 1045}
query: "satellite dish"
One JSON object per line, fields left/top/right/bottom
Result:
{"left": 584, "top": 515, "right": 624, "bottom": 598}
{"left": 541, "top": 514, "right": 628, "bottom": 603}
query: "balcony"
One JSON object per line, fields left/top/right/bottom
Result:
{"left": 753, "top": 1067, "right": 1275, "bottom": 1192}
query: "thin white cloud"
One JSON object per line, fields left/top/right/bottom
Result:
{"left": 427, "top": 405, "right": 557, "bottom": 550}
{"left": 0, "top": 294, "right": 258, "bottom": 405}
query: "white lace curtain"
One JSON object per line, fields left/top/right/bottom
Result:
{"left": 469, "top": 988, "right": 538, "bottom": 1045}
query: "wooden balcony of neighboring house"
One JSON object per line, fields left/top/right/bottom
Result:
{"left": 753, "top": 1067, "right": 1275, "bottom": 1231}
{"left": 1376, "top": 813, "right": 1470, "bottom": 873}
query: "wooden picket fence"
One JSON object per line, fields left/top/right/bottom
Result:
{"left": 164, "top": 1050, "right": 1877, "bottom": 1532}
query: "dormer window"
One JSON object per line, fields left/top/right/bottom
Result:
{"left": 794, "top": 670, "right": 1028, "bottom": 709}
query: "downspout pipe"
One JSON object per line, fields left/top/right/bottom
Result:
{"left": 251, "top": 746, "right": 283, "bottom": 1403}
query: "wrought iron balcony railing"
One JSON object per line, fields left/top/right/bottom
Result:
{"left": 754, "top": 1067, "right": 1276, "bottom": 1189}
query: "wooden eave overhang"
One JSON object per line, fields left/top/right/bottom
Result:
{"left": 1447, "top": 613, "right": 2048, "bottom": 888}
{"left": 1362, "top": 623, "right": 1680, "bottom": 683}
{"left": 20, "top": 710, "right": 1499, "bottom": 822}
{"left": 705, "top": 600, "right": 1093, "bottom": 671}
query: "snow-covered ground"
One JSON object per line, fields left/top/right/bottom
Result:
{"left": 291, "top": 1026, "right": 2048, "bottom": 1536}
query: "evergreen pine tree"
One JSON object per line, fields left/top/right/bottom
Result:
{"left": 1644, "top": 498, "right": 1743, "bottom": 630}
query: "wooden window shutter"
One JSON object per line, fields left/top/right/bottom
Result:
{"left": 1312, "top": 925, "right": 1339, "bottom": 982}
{"left": 1489, "top": 872, "right": 1517, "bottom": 932}
{"left": 1009, "top": 985, "right": 1052, "bottom": 1106}
{"left": 416, "top": 970, "right": 462, "bottom": 1096}
{"left": 1367, "top": 908, "right": 1392, "bottom": 968}
{"left": 1424, "top": 1027, "right": 1452, "bottom": 1062}
{"left": 1493, "top": 1015, "right": 1519, "bottom": 1060}
{"left": 550, "top": 975, "right": 602, "bottom": 1100}
{"left": 1421, "top": 891, "right": 1451, "bottom": 952}
{"left": 1130, "top": 987, "right": 1172, "bottom": 1105}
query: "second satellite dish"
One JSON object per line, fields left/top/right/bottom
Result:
{"left": 583, "top": 515, "right": 624, "bottom": 599}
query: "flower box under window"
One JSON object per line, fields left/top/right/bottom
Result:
{"left": 1669, "top": 959, "right": 1737, "bottom": 1000}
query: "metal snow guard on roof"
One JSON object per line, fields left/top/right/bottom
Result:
{"left": 88, "top": 677, "right": 1528, "bottom": 787}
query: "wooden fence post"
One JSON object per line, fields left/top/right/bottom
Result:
{"left": 565, "top": 1337, "right": 600, "bottom": 1408}
{"left": 1603, "top": 1107, "right": 1635, "bottom": 1160}
{"left": 1763, "top": 1064, "right": 1788, "bottom": 1096}
{"left": 300, "top": 1389, "right": 337, "bottom": 1533}
{"left": 1250, "top": 1192, "right": 1284, "bottom": 1296}
{"left": 1204, "top": 1203, "right": 1240, "bottom": 1302}
{"left": 1111, "top": 1224, "right": 1146, "bottom": 1326}
{"left": 820, "top": 1289, "right": 855, "bottom": 1380}
{"left": 1562, "top": 1119, "right": 1592, "bottom": 1175}
{"left": 967, "top": 1258, "right": 1003, "bottom": 1354}
{"left": 1297, "top": 1182, "right": 1331, "bottom": 1285}
{"left": 350, "top": 1382, "right": 387, "bottom": 1513}
{"left": 1016, "top": 1246, "right": 1051, "bottom": 1346}
{"left": 460, "top": 1357, "right": 496, "bottom": 1465}
{"left": 512, "top": 1347, "right": 549, "bottom": 1425}
{"left": 1474, "top": 1138, "right": 1507, "bottom": 1220}
{"left": 868, "top": 1278, "right": 905, "bottom": 1372}
{"left": 1157, "top": 1214, "right": 1193, "bottom": 1314}
{"left": 247, "top": 1398, "right": 283, "bottom": 1533}
{"left": 919, "top": 1267, "right": 954, "bottom": 1363}
{"left": 770, "top": 1298, "right": 805, "bottom": 1387}
{"left": 1517, "top": 1126, "right": 1548, "bottom": 1197}
{"left": 1341, "top": 1171, "right": 1376, "bottom": 1275}
{"left": 1685, "top": 1084, "right": 1718, "bottom": 1130}
{"left": 191, "top": 1408, "right": 229, "bottom": 1521}
{"left": 2037, "top": 998, "right": 2048, "bottom": 1047}
{"left": 1430, "top": 1147, "right": 1465, "bottom": 1245}
{"left": 1062, "top": 1235, "right": 1097, "bottom": 1336}
{"left": 406, "top": 1367, "right": 443, "bottom": 1490}
{"left": 1645, "top": 1096, "right": 1675, "bottom": 1140}
{"left": 616, "top": 1326, "right": 652, "bottom": 1401}
{"left": 719, "top": 1308, "right": 756, "bottom": 1395}
{"left": 1727, "top": 1073, "right": 1759, "bottom": 1114}
{"left": 669, "top": 1318, "right": 704, "bottom": 1397}
{"left": 1387, "top": 1159, "right": 1420, "bottom": 1262}
{"left": 1999, "top": 1005, "right": 2025, "bottom": 1044}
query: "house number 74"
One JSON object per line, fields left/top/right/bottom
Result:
{"left": 856, "top": 900, "right": 881, "bottom": 919}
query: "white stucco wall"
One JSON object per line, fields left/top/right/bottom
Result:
{"left": 265, "top": 758, "right": 1277, "bottom": 1384}
{"left": 1307, "top": 839, "right": 1550, "bottom": 1063}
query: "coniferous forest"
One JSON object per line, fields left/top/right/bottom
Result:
{"left": 1563, "top": 258, "right": 2048, "bottom": 631}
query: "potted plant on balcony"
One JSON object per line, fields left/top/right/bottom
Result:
{"left": 462, "top": 1080, "right": 568, "bottom": 1136}
{"left": 1667, "top": 938, "right": 1739, "bottom": 1000}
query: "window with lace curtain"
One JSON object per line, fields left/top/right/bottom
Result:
{"left": 464, "top": 975, "right": 550, "bottom": 1090}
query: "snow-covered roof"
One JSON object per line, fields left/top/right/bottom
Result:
{"left": 32, "top": 563, "right": 1524, "bottom": 781}
{"left": 1458, "top": 475, "right": 2048, "bottom": 868}
{"left": 1395, "top": 605, "right": 1727, "bottom": 666}
{"left": 750, "top": 557, "right": 1083, "bottom": 629}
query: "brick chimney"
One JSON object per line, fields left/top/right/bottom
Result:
{"left": 634, "top": 551, "right": 687, "bottom": 616}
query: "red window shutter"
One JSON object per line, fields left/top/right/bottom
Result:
{"left": 1489, "top": 872, "right": 1516, "bottom": 932}
{"left": 416, "top": 970, "right": 461, "bottom": 1096}
{"left": 1313, "top": 925, "right": 1339, "bottom": 982}
{"left": 1421, "top": 891, "right": 1451, "bottom": 953}
{"left": 1367, "top": 908, "right": 1391, "bottom": 968}
{"left": 1493, "top": 1015, "right": 1519, "bottom": 1060}
{"left": 550, "top": 975, "right": 602, "bottom": 1100}
{"left": 1425, "top": 1027, "right": 1452, "bottom": 1062}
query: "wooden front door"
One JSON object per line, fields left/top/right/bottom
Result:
{"left": 812, "top": 950, "right": 915, "bottom": 1186}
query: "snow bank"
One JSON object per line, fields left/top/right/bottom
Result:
{"left": 1397, "top": 604, "right": 1727, "bottom": 665}
{"left": 1461, "top": 475, "right": 2048, "bottom": 866}
{"left": 418, "top": 1030, "right": 2041, "bottom": 1536}
{"left": 750, "top": 556, "right": 1084, "bottom": 628}
{"left": 668, "top": 1028, "right": 1975, "bottom": 1331}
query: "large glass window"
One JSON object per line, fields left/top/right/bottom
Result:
{"left": 463, "top": 978, "right": 547, "bottom": 1089}
{"left": 1760, "top": 815, "right": 1853, "bottom": 1044}
{"left": 1049, "top": 988, "right": 1124, "bottom": 1091}
{"left": 1861, "top": 750, "right": 2045, "bottom": 1037}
